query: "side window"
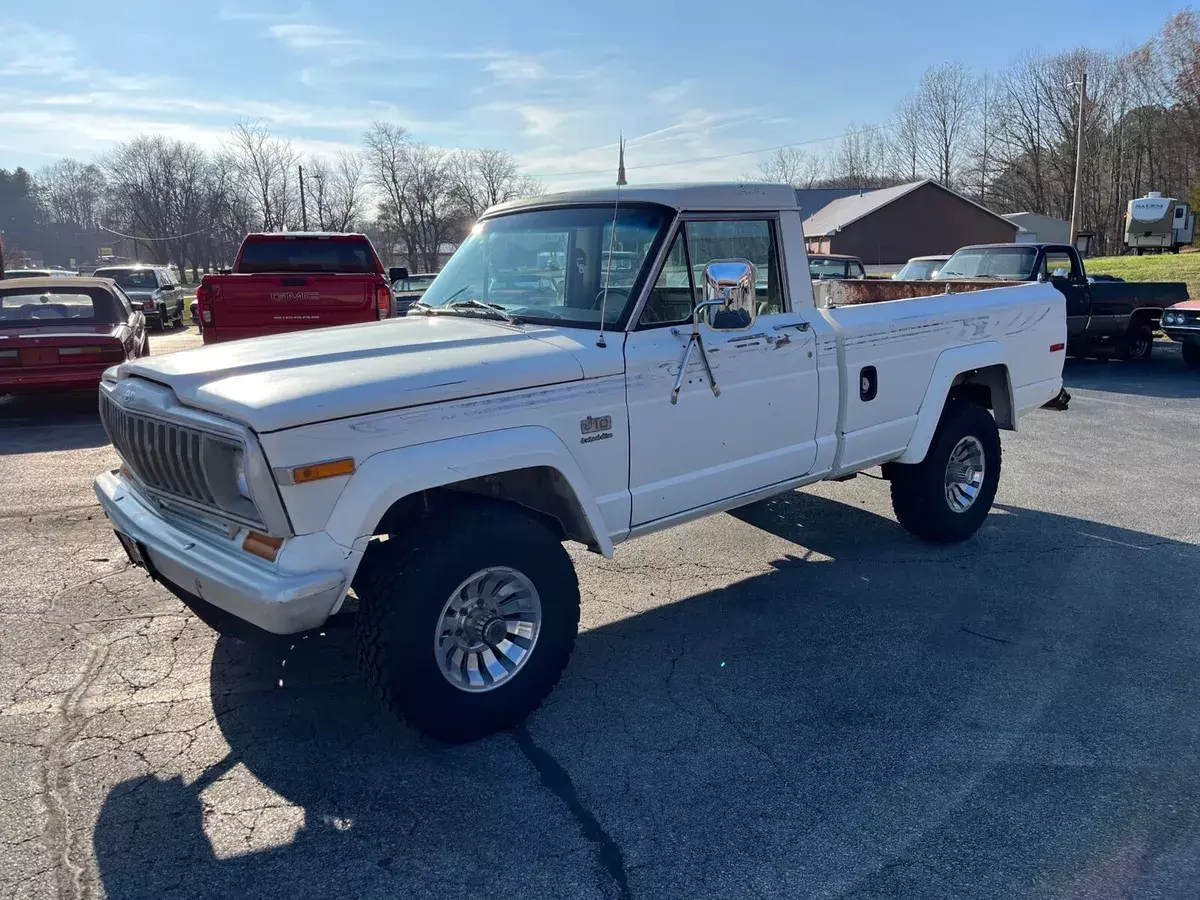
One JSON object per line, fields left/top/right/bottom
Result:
{"left": 639, "top": 231, "right": 694, "bottom": 328}
{"left": 113, "top": 286, "right": 134, "bottom": 318}
{"left": 1044, "top": 251, "right": 1075, "bottom": 282}
{"left": 685, "top": 220, "right": 784, "bottom": 315}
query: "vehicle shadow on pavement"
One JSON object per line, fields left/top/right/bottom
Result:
{"left": 1063, "top": 347, "right": 1200, "bottom": 400}
{"left": 0, "top": 392, "right": 109, "bottom": 453}
{"left": 91, "top": 493, "right": 1200, "bottom": 900}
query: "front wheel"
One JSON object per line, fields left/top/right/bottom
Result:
{"left": 1183, "top": 342, "right": 1200, "bottom": 370}
{"left": 889, "top": 400, "right": 1001, "bottom": 544}
{"left": 354, "top": 503, "right": 580, "bottom": 743}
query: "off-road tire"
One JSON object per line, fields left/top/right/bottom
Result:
{"left": 1183, "top": 342, "right": 1200, "bottom": 370}
{"left": 889, "top": 400, "right": 1001, "bottom": 544}
{"left": 1117, "top": 326, "right": 1154, "bottom": 361}
{"left": 354, "top": 503, "right": 580, "bottom": 743}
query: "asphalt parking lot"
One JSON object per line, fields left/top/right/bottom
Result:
{"left": 2, "top": 336, "right": 1199, "bottom": 900}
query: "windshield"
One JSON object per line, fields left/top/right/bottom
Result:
{"left": 95, "top": 269, "right": 158, "bottom": 290}
{"left": 418, "top": 204, "right": 671, "bottom": 328}
{"left": 0, "top": 287, "right": 121, "bottom": 327}
{"left": 936, "top": 247, "right": 1036, "bottom": 280}
{"left": 895, "top": 260, "right": 945, "bottom": 280}
{"left": 809, "top": 257, "right": 857, "bottom": 279}
{"left": 237, "top": 237, "right": 378, "bottom": 274}
{"left": 393, "top": 275, "right": 437, "bottom": 293}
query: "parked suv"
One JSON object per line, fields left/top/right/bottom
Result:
{"left": 93, "top": 265, "right": 184, "bottom": 331}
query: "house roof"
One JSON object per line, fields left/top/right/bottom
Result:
{"left": 794, "top": 187, "right": 873, "bottom": 219}
{"left": 803, "top": 179, "right": 1019, "bottom": 237}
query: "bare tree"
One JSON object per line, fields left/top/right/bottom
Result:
{"left": 37, "top": 158, "right": 107, "bottom": 229}
{"left": 227, "top": 120, "right": 300, "bottom": 231}
{"left": 448, "top": 148, "right": 541, "bottom": 219}
{"left": 754, "top": 146, "right": 824, "bottom": 188}
{"left": 965, "top": 72, "right": 1003, "bottom": 203}
{"left": 362, "top": 121, "right": 414, "bottom": 265}
{"left": 401, "top": 143, "right": 464, "bottom": 272}
{"left": 829, "top": 124, "right": 888, "bottom": 186}
{"left": 306, "top": 152, "right": 367, "bottom": 231}
{"left": 887, "top": 95, "right": 923, "bottom": 182}
{"left": 913, "top": 62, "right": 978, "bottom": 186}
{"left": 101, "top": 136, "right": 214, "bottom": 271}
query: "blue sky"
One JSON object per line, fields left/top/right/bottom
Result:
{"left": 0, "top": 0, "right": 1185, "bottom": 189}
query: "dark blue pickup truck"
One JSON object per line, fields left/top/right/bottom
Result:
{"left": 936, "top": 243, "right": 1189, "bottom": 360}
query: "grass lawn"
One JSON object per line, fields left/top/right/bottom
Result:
{"left": 1086, "top": 252, "right": 1200, "bottom": 299}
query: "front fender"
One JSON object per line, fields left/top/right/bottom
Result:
{"left": 324, "top": 425, "right": 614, "bottom": 557}
{"left": 897, "top": 342, "right": 1010, "bottom": 464}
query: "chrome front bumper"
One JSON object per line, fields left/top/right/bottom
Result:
{"left": 94, "top": 469, "right": 345, "bottom": 634}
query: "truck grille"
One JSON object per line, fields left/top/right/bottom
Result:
{"left": 100, "top": 392, "right": 216, "bottom": 506}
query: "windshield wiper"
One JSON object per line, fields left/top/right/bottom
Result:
{"left": 447, "top": 298, "right": 519, "bottom": 325}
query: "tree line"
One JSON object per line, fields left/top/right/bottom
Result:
{"left": 752, "top": 8, "right": 1200, "bottom": 254}
{"left": 1, "top": 121, "right": 541, "bottom": 280}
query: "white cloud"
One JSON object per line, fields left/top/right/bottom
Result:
{"left": 648, "top": 80, "right": 697, "bottom": 107}
{"left": 0, "top": 24, "right": 82, "bottom": 78}
{"left": 268, "top": 23, "right": 374, "bottom": 50}
{"left": 485, "top": 54, "right": 545, "bottom": 82}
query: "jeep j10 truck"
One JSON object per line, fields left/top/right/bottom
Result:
{"left": 93, "top": 184, "right": 1066, "bottom": 742}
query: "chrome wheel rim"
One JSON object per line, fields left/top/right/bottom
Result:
{"left": 944, "top": 435, "right": 986, "bottom": 513}
{"left": 435, "top": 566, "right": 541, "bottom": 692}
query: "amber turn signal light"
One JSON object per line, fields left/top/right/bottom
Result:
{"left": 243, "top": 531, "right": 284, "bottom": 561}
{"left": 291, "top": 458, "right": 356, "bottom": 484}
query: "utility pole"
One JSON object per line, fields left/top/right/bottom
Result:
{"left": 1069, "top": 72, "right": 1087, "bottom": 246}
{"left": 298, "top": 164, "right": 308, "bottom": 230}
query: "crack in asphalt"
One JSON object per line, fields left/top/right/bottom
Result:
{"left": 513, "top": 724, "right": 631, "bottom": 900}
{"left": 38, "top": 634, "right": 110, "bottom": 900}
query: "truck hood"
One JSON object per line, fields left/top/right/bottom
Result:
{"left": 114, "top": 316, "right": 585, "bottom": 433}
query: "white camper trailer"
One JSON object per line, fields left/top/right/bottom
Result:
{"left": 1124, "top": 192, "right": 1195, "bottom": 254}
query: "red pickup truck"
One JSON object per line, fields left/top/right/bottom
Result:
{"left": 195, "top": 232, "right": 403, "bottom": 344}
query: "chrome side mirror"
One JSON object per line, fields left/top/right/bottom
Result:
{"left": 700, "top": 259, "right": 756, "bottom": 331}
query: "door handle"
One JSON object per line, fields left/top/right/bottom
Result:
{"left": 774, "top": 322, "right": 810, "bottom": 332}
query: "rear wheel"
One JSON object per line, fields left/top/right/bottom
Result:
{"left": 889, "top": 400, "right": 1001, "bottom": 544}
{"left": 1183, "top": 342, "right": 1200, "bottom": 370}
{"left": 1117, "top": 325, "right": 1154, "bottom": 362}
{"left": 354, "top": 503, "right": 580, "bottom": 743}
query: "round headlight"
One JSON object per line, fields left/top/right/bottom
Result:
{"left": 234, "top": 450, "right": 252, "bottom": 500}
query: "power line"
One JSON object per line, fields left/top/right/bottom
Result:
{"left": 98, "top": 223, "right": 210, "bottom": 242}
{"left": 523, "top": 123, "right": 895, "bottom": 180}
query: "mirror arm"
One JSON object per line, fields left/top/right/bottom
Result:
{"left": 671, "top": 299, "right": 726, "bottom": 405}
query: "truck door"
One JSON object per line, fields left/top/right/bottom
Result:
{"left": 623, "top": 217, "right": 820, "bottom": 527}
{"left": 1042, "top": 247, "right": 1090, "bottom": 339}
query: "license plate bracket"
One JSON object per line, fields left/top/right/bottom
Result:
{"left": 114, "top": 530, "right": 159, "bottom": 581}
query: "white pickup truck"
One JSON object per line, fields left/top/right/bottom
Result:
{"left": 93, "top": 184, "right": 1066, "bottom": 742}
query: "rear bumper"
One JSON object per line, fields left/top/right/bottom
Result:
{"left": 93, "top": 469, "right": 345, "bottom": 634}
{"left": 0, "top": 366, "right": 109, "bottom": 394}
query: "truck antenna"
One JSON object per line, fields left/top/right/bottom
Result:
{"left": 596, "top": 134, "right": 627, "bottom": 348}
